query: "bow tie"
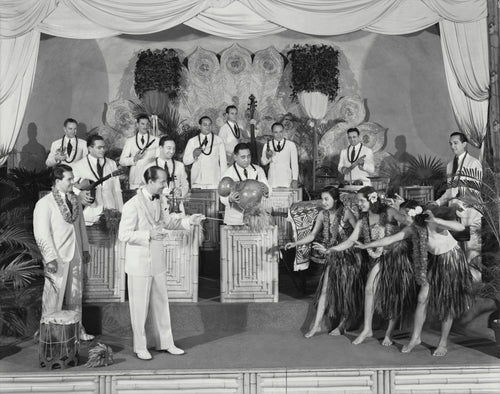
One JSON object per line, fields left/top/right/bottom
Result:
{"left": 151, "top": 194, "right": 160, "bottom": 201}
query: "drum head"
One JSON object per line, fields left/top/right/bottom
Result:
{"left": 41, "top": 310, "right": 80, "bottom": 324}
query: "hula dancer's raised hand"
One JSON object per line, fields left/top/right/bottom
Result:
{"left": 424, "top": 209, "right": 436, "bottom": 223}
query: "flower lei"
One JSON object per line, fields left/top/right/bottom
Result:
{"left": 361, "top": 212, "right": 385, "bottom": 259}
{"left": 368, "top": 191, "right": 378, "bottom": 204}
{"left": 408, "top": 205, "right": 423, "bottom": 218}
{"left": 411, "top": 224, "right": 429, "bottom": 285}
{"left": 322, "top": 206, "right": 343, "bottom": 248}
{"left": 52, "top": 187, "right": 79, "bottom": 223}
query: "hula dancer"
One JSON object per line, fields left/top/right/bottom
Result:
{"left": 328, "top": 187, "right": 407, "bottom": 345}
{"left": 356, "top": 204, "right": 472, "bottom": 356}
{"left": 285, "top": 187, "right": 358, "bottom": 338}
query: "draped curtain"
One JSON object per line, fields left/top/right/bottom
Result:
{"left": 0, "top": 0, "right": 489, "bottom": 164}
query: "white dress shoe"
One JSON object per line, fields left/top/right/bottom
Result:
{"left": 136, "top": 350, "right": 152, "bottom": 360}
{"left": 163, "top": 346, "right": 185, "bottom": 355}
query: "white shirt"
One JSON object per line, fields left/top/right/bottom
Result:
{"left": 144, "top": 157, "right": 189, "bottom": 198}
{"left": 119, "top": 133, "right": 159, "bottom": 189}
{"left": 260, "top": 138, "right": 299, "bottom": 188}
{"left": 220, "top": 163, "right": 269, "bottom": 225}
{"left": 427, "top": 227, "right": 458, "bottom": 255}
{"left": 219, "top": 121, "right": 241, "bottom": 162}
{"left": 46, "top": 137, "right": 88, "bottom": 168}
{"left": 337, "top": 143, "right": 374, "bottom": 184}
{"left": 183, "top": 133, "right": 227, "bottom": 189}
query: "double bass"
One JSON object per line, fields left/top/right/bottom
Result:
{"left": 247, "top": 94, "right": 258, "bottom": 164}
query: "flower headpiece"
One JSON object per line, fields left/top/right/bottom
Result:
{"left": 408, "top": 206, "right": 423, "bottom": 218}
{"left": 368, "top": 192, "right": 378, "bottom": 204}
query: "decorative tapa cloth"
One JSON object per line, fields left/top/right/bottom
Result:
{"left": 287, "top": 200, "right": 322, "bottom": 271}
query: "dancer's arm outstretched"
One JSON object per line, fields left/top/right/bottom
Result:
{"left": 327, "top": 219, "right": 362, "bottom": 253}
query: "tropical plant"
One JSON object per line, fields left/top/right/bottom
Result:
{"left": 287, "top": 44, "right": 340, "bottom": 101}
{"left": 0, "top": 148, "right": 45, "bottom": 337}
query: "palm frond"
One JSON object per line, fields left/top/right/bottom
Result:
{"left": 0, "top": 254, "right": 43, "bottom": 290}
{"left": 0, "top": 225, "right": 38, "bottom": 254}
{"left": 0, "top": 206, "right": 32, "bottom": 227}
{"left": 407, "top": 155, "right": 445, "bottom": 184}
{"left": 0, "top": 309, "right": 27, "bottom": 336}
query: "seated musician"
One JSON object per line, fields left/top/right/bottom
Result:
{"left": 220, "top": 143, "right": 269, "bottom": 225}
{"left": 72, "top": 135, "right": 123, "bottom": 224}
{"left": 338, "top": 128, "right": 374, "bottom": 185}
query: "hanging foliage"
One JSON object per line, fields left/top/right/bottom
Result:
{"left": 287, "top": 44, "right": 340, "bottom": 101}
{"left": 134, "top": 49, "right": 183, "bottom": 100}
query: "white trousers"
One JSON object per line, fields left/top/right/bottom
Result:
{"left": 42, "top": 255, "right": 82, "bottom": 318}
{"left": 128, "top": 272, "right": 175, "bottom": 353}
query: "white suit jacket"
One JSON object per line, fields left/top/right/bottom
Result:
{"left": 220, "top": 163, "right": 269, "bottom": 225}
{"left": 219, "top": 121, "right": 241, "bottom": 162}
{"left": 118, "top": 189, "right": 190, "bottom": 277}
{"left": 338, "top": 143, "right": 374, "bottom": 184}
{"left": 183, "top": 133, "right": 227, "bottom": 188}
{"left": 46, "top": 137, "right": 88, "bottom": 168}
{"left": 119, "top": 134, "right": 159, "bottom": 189}
{"left": 261, "top": 139, "right": 299, "bottom": 188}
{"left": 33, "top": 192, "right": 89, "bottom": 265}
{"left": 72, "top": 155, "right": 123, "bottom": 224}
{"left": 144, "top": 158, "right": 189, "bottom": 197}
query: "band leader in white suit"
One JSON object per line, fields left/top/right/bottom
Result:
{"left": 119, "top": 114, "right": 159, "bottom": 190}
{"left": 260, "top": 122, "right": 299, "bottom": 188}
{"left": 338, "top": 127, "right": 374, "bottom": 185}
{"left": 72, "top": 135, "right": 123, "bottom": 225}
{"left": 45, "top": 118, "right": 88, "bottom": 168}
{"left": 118, "top": 166, "right": 205, "bottom": 360}
{"left": 33, "top": 164, "right": 94, "bottom": 341}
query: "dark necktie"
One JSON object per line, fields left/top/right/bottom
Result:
{"left": 67, "top": 140, "right": 73, "bottom": 156}
{"left": 277, "top": 141, "right": 281, "bottom": 151}
{"left": 141, "top": 135, "right": 145, "bottom": 145}
{"left": 203, "top": 136, "right": 208, "bottom": 147}
{"left": 97, "top": 160, "right": 104, "bottom": 179}
{"left": 151, "top": 194, "right": 160, "bottom": 201}
{"left": 65, "top": 194, "right": 73, "bottom": 214}
{"left": 243, "top": 168, "right": 248, "bottom": 178}
{"left": 165, "top": 162, "right": 171, "bottom": 183}
{"left": 452, "top": 155, "right": 459, "bottom": 174}
{"left": 350, "top": 147, "right": 356, "bottom": 162}
{"left": 235, "top": 123, "right": 240, "bottom": 135}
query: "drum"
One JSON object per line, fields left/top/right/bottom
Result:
{"left": 39, "top": 310, "right": 80, "bottom": 369}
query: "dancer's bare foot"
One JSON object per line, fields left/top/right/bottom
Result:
{"left": 433, "top": 345, "right": 448, "bottom": 357}
{"left": 329, "top": 326, "right": 344, "bottom": 336}
{"left": 304, "top": 327, "right": 320, "bottom": 339}
{"left": 352, "top": 330, "right": 372, "bottom": 345}
{"left": 401, "top": 338, "right": 421, "bottom": 353}
{"left": 381, "top": 336, "right": 393, "bottom": 347}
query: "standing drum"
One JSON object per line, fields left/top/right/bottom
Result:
{"left": 39, "top": 310, "right": 80, "bottom": 369}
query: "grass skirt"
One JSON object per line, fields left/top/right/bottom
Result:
{"left": 375, "top": 241, "right": 417, "bottom": 321}
{"left": 313, "top": 249, "right": 364, "bottom": 325}
{"left": 427, "top": 245, "right": 472, "bottom": 321}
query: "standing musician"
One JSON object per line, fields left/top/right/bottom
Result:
{"left": 120, "top": 114, "right": 159, "bottom": 190}
{"left": 260, "top": 122, "right": 299, "bottom": 188}
{"left": 72, "top": 135, "right": 123, "bottom": 224}
{"left": 218, "top": 105, "right": 242, "bottom": 164}
{"left": 220, "top": 143, "right": 269, "bottom": 225}
{"left": 338, "top": 127, "right": 374, "bottom": 185}
{"left": 46, "top": 118, "right": 88, "bottom": 168}
{"left": 183, "top": 116, "right": 227, "bottom": 189}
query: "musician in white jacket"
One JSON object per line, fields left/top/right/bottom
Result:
{"left": 183, "top": 116, "right": 227, "bottom": 189}
{"left": 72, "top": 135, "right": 123, "bottom": 225}
{"left": 118, "top": 166, "right": 205, "bottom": 360}
{"left": 33, "top": 164, "right": 94, "bottom": 340}
{"left": 45, "top": 118, "right": 88, "bottom": 168}
{"left": 338, "top": 127, "right": 374, "bottom": 185}
{"left": 260, "top": 122, "right": 299, "bottom": 188}
{"left": 119, "top": 114, "right": 159, "bottom": 190}
{"left": 218, "top": 105, "right": 242, "bottom": 164}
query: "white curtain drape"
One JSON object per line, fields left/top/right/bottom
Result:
{"left": 0, "top": 0, "right": 489, "bottom": 165}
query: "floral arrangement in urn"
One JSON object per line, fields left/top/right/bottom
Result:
{"left": 287, "top": 44, "right": 340, "bottom": 101}
{"left": 134, "top": 49, "right": 183, "bottom": 100}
